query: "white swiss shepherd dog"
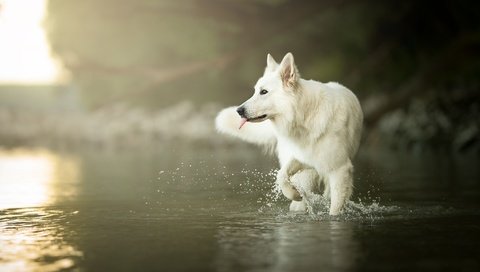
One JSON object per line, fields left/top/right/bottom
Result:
{"left": 215, "top": 53, "right": 363, "bottom": 215}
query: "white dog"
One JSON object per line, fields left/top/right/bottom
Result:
{"left": 215, "top": 53, "right": 363, "bottom": 215}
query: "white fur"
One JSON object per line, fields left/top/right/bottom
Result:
{"left": 215, "top": 53, "right": 363, "bottom": 215}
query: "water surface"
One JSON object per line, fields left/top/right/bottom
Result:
{"left": 0, "top": 145, "right": 479, "bottom": 271}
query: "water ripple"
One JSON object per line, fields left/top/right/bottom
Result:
{"left": 0, "top": 208, "right": 82, "bottom": 271}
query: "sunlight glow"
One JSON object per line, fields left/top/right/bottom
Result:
{"left": 0, "top": 0, "right": 62, "bottom": 84}
{"left": 0, "top": 208, "right": 83, "bottom": 271}
{"left": 0, "top": 149, "right": 82, "bottom": 270}
{"left": 0, "top": 149, "right": 79, "bottom": 209}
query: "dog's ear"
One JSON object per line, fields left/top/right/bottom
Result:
{"left": 265, "top": 53, "right": 279, "bottom": 74}
{"left": 279, "top": 52, "right": 299, "bottom": 88}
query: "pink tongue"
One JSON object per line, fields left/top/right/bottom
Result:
{"left": 238, "top": 118, "right": 248, "bottom": 129}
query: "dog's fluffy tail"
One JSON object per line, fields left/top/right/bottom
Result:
{"left": 215, "top": 106, "right": 276, "bottom": 147}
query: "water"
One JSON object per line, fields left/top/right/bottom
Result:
{"left": 0, "top": 144, "right": 479, "bottom": 271}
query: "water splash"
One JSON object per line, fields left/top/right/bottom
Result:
{"left": 152, "top": 162, "right": 442, "bottom": 222}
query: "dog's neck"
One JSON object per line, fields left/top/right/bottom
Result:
{"left": 270, "top": 79, "right": 315, "bottom": 140}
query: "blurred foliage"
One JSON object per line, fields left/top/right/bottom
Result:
{"left": 45, "top": 0, "right": 480, "bottom": 110}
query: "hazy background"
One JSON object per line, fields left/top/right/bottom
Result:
{"left": 0, "top": 0, "right": 479, "bottom": 152}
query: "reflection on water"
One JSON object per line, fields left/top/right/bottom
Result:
{"left": 0, "top": 149, "right": 82, "bottom": 271}
{"left": 0, "top": 149, "right": 80, "bottom": 209}
{"left": 0, "top": 208, "right": 82, "bottom": 271}
{"left": 215, "top": 217, "right": 357, "bottom": 272}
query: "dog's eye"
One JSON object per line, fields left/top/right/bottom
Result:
{"left": 260, "top": 89, "right": 268, "bottom": 95}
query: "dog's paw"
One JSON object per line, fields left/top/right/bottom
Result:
{"left": 276, "top": 170, "right": 302, "bottom": 201}
{"left": 289, "top": 200, "right": 307, "bottom": 212}
{"left": 329, "top": 203, "right": 344, "bottom": 216}
{"left": 281, "top": 182, "right": 302, "bottom": 201}
{"left": 290, "top": 168, "right": 319, "bottom": 193}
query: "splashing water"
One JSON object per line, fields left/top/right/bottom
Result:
{"left": 170, "top": 162, "right": 391, "bottom": 219}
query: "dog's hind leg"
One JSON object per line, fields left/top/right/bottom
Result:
{"left": 327, "top": 161, "right": 353, "bottom": 216}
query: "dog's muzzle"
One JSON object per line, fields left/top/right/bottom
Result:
{"left": 236, "top": 106, "right": 246, "bottom": 118}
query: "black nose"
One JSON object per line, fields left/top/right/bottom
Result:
{"left": 236, "top": 106, "right": 246, "bottom": 117}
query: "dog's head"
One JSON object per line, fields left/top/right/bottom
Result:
{"left": 236, "top": 53, "right": 300, "bottom": 124}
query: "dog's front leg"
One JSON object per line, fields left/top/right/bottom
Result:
{"left": 276, "top": 159, "right": 303, "bottom": 201}
{"left": 327, "top": 161, "right": 354, "bottom": 216}
{"left": 288, "top": 168, "right": 320, "bottom": 212}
